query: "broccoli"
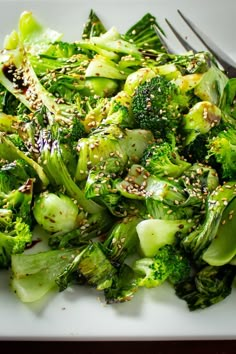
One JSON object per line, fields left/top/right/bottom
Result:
{"left": 43, "top": 40, "right": 81, "bottom": 58}
{"left": 0, "top": 162, "right": 34, "bottom": 266}
{"left": 141, "top": 137, "right": 191, "bottom": 178}
{"left": 101, "top": 90, "right": 136, "bottom": 128}
{"left": 131, "top": 75, "right": 189, "bottom": 138}
{"left": 106, "top": 244, "right": 191, "bottom": 304}
{"left": 1, "top": 9, "right": 236, "bottom": 311}
{"left": 180, "top": 133, "right": 209, "bottom": 164}
{"left": 0, "top": 132, "right": 49, "bottom": 187}
{"left": 0, "top": 160, "right": 35, "bottom": 225}
{"left": 207, "top": 128, "right": 236, "bottom": 180}
{"left": 133, "top": 244, "right": 191, "bottom": 288}
{"left": 124, "top": 67, "right": 156, "bottom": 96}
{"left": 0, "top": 217, "right": 32, "bottom": 268}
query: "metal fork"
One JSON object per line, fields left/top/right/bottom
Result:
{"left": 154, "top": 10, "right": 236, "bottom": 78}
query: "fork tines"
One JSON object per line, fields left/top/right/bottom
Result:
{"left": 164, "top": 10, "right": 236, "bottom": 78}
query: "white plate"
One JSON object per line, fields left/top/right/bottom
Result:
{"left": 0, "top": 0, "right": 236, "bottom": 341}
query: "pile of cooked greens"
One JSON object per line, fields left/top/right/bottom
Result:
{"left": 0, "top": 10, "right": 236, "bottom": 311}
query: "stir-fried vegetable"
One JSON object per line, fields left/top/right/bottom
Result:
{"left": 0, "top": 10, "right": 236, "bottom": 312}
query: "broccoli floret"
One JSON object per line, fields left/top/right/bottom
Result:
{"left": 56, "top": 115, "right": 86, "bottom": 145}
{"left": 0, "top": 160, "right": 35, "bottom": 225}
{"left": 43, "top": 41, "right": 81, "bottom": 58}
{"left": 141, "top": 137, "right": 191, "bottom": 178}
{"left": 124, "top": 68, "right": 156, "bottom": 96}
{"left": 0, "top": 209, "right": 13, "bottom": 230}
{"left": 0, "top": 132, "right": 49, "bottom": 187}
{"left": 207, "top": 128, "right": 236, "bottom": 180}
{"left": 131, "top": 75, "right": 189, "bottom": 138}
{"left": 101, "top": 90, "right": 136, "bottom": 128}
{"left": 180, "top": 133, "right": 209, "bottom": 163}
{"left": 133, "top": 244, "right": 191, "bottom": 288}
{"left": 0, "top": 217, "right": 32, "bottom": 268}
